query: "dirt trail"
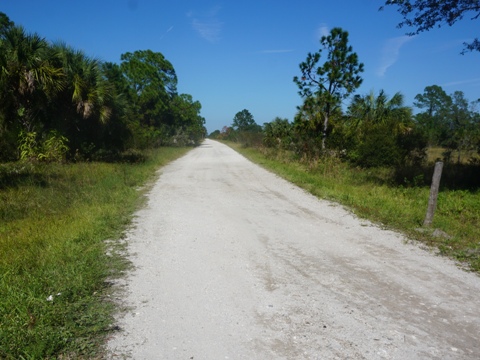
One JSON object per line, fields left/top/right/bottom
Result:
{"left": 107, "top": 139, "right": 480, "bottom": 359}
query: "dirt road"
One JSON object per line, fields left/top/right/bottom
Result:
{"left": 107, "top": 139, "right": 480, "bottom": 359}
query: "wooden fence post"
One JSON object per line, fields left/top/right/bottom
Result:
{"left": 423, "top": 161, "right": 444, "bottom": 227}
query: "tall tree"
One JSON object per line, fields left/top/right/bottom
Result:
{"left": 46, "top": 42, "right": 119, "bottom": 153}
{"left": 294, "top": 27, "right": 364, "bottom": 150}
{"left": 414, "top": 85, "right": 452, "bottom": 117}
{"left": 414, "top": 85, "right": 453, "bottom": 145}
{"left": 232, "top": 109, "right": 258, "bottom": 132}
{"left": 381, "top": 0, "right": 480, "bottom": 53}
{"left": 414, "top": 86, "right": 480, "bottom": 160}
{"left": 0, "top": 11, "right": 14, "bottom": 34}
{"left": 98, "top": 61, "right": 133, "bottom": 151}
{"left": 447, "top": 91, "right": 478, "bottom": 160}
{"left": 120, "top": 50, "right": 177, "bottom": 128}
{"left": 169, "top": 93, "right": 206, "bottom": 144}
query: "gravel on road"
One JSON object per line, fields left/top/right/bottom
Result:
{"left": 107, "top": 139, "right": 480, "bottom": 359}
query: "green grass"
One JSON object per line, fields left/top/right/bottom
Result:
{"left": 427, "top": 146, "right": 480, "bottom": 163}
{"left": 227, "top": 143, "right": 480, "bottom": 273}
{"left": 0, "top": 147, "right": 190, "bottom": 359}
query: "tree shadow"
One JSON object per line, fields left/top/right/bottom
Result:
{"left": 0, "top": 164, "right": 50, "bottom": 189}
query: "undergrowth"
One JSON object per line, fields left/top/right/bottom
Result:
{"left": 0, "top": 147, "right": 190, "bottom": 359}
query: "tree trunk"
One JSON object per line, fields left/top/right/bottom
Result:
{"left": 322, "top": 113, "right": 328, "bottom": 150}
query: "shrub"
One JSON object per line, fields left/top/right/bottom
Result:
{"left": 348, "top": 126, "right": 427, "bottom": 168}
{"left": 263, "top": 117, "right": 293, "bottom": 149}
{"left": 38, "top": 131, "right": 69, "bottom": 163}
{"left": 18, "top": 131, "right": 40, "bottom": 162}
{"left": 18, "top": 131, "right": 69, "bottom": 163}
{"left": 354, "top": 128, "right": 401, "bottom": 167}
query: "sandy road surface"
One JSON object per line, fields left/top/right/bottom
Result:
{"left": 107, "top": 139, "right": 480, "bottom": 359}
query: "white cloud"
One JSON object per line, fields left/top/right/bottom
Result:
{"left": 376, "top": 35, "right": 413, "bottom": 77}
{"left": 159, "top": 26, "right": 174, "bottom": 40}
{"left": 188, "top": 6, "right": 223, "bottom": 43}
{"left": 441, "top": 77, "right": 480, "bottom": 87}
{"left": 192, "top": 19, "right": 222, "bottom": 42}
{"left": 317, "top": 24, "right": 329, "bottom": 39}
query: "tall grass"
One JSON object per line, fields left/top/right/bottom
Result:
{"left": 0, "top": 147, "right": 190, "bottom": 359}
{"left": 228, "top": 143, "right": 480, "bottom": 273}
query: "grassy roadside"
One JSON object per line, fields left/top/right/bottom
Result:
{"left": 0, "top": 147, "right": 190, "bottom": 359}
{"left": 226, "top": 142, "right": 480, "bottom": 273}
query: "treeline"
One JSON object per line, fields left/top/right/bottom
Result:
{"left": 414, "top": 85, "right": 480, "bottom": 162}
{"left": 0, "top": 12, "right": 206, "bottom": 163}
{"left": 262, "top": 86, "right": 478, "bottom": 168}
{"left": 211, "top": 28, "right": 480, "bottom": 172}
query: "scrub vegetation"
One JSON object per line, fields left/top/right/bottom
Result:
{"left": 212, "top": 26, "right": 480, "bottom": 274}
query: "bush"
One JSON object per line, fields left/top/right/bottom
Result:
{"left": 38, "top": 131, "right": 69, "bottom": 163}
{"left": 354, "top": 129, "right": 401, "bottom": 167}
{"left": 263, "top": 117, "right": 293, "bottom": 149}
{"left": 348, "top": 126, "right": 427, "bottom": 168}
{"left": 18, "top": 131, "right": 69, "bottom": 163}
{"left": 397, "top": 129, "right": 428, "bottom": 166}
{"left": 236, "top": 131, "right": 263, "bottom": 148}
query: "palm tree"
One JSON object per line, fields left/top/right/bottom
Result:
{"left": 0, "top": 26, "right": 64, "bottom": 131}
{"left": 48, "top": 43, "right": 121, "bottom": 153}
{"left": 345, "top": 90, "right": 423, "bottom": 167}
{"left": 53, "top": 42, "right": 113, "bottom": 124}
{"left": 347, "top": 89, "right": 413, "bottom": 136}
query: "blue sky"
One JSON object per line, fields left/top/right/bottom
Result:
{"left": 2, "top": 0, "right": 479, "bottom": 133}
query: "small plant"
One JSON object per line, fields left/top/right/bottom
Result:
{"left": 18, "top": 131, "right": 40, "bottom": 162}
{"left": 18, "top": 131, "right": 69, "bottom": 163}
{"left": 39, "top": 131, "right": 70, "bottom": 163}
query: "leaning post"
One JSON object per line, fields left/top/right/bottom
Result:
{"left": 423, "top": 161, "right": 444, "bottom": 227}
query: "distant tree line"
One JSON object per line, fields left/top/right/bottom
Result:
{"left": 0, "top": 12, "right": 206, "bottom": 162}
{"left": 210, "top": 27, "right": 480, "bottom": 169}
{"left": 264, "top": 85, "right": 479, "bottom": 168}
